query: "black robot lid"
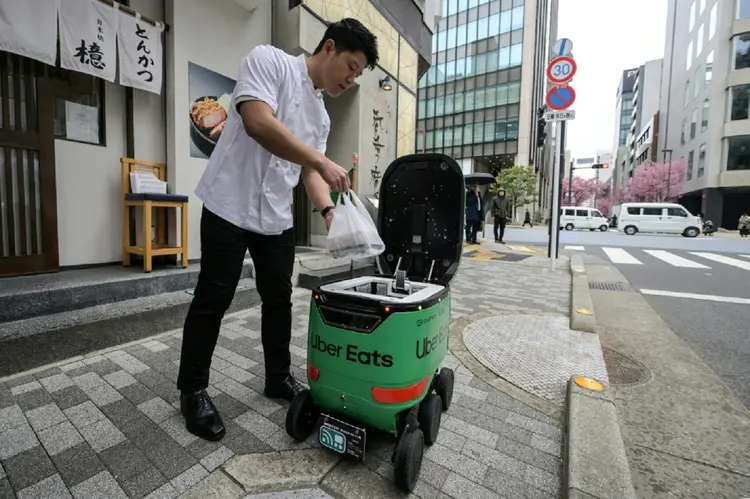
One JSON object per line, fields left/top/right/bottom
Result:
{"left": 375, "top": 153, "right": 466, "bottom": 286}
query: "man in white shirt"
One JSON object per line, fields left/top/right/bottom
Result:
{"left": 177, "top": 19, "right": 379, "bottom": 442}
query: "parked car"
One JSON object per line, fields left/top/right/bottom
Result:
{"left": 559, "top": 206, "right": 610, "bottom": 231}
{"left": 617, "top": 202, "right": 702, "bottom": 237}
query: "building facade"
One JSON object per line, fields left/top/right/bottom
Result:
{"left": 415, "top": 0, "right": 558, "bottom": 187}
{"left": 0, "top": 0, "right": 438, "bottom": 278}
{"left": 626, "top": 59, "right": 662, "bottom": 171}
{"left": 659, "top": 0, "right": 750, "bottom": 228}
{"left": 611, "top": 68, "right": 637, "bottom": 195}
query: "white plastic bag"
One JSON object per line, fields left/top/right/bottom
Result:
{"left": 326, "top": 191, "right": 386, "bottom": 259}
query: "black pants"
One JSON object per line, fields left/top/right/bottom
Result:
{"left": 177, "top": 206, "right": 295, "bottom": 392}
{"left": 466, "top": 220, "right": 480, "bottom": 242}
{"left": 494, "top": 216, "right": 507, "bottom": 241}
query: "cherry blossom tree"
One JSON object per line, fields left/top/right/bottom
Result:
{"left": 561, "top": 176, "right": 610, "bottom": 206}
{"left": 626, "top": 160, "right": 688, "bottom": 202}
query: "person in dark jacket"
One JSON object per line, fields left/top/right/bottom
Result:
{"left": 465, "top": 184, "right": 483, "bottom": 244}
{"left": 491, "top": 188, "right": 510, "bottom": 243}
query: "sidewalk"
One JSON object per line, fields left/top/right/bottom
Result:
{"left": 0, "top": 254, "right": 576, "bottom": 499}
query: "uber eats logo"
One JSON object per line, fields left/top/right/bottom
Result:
{"left": 416, "top": 325, "right": 449, "bottom": 359}
{"left": 310, "top": 335, "right": 394, "bottom": 367}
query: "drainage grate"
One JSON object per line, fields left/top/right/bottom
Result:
{"left": 588, "top": 281, "right": 628, "bottom": 292}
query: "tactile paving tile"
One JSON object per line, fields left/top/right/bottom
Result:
{"left": 463, "top": 314, "right": 609, "bottom": 405}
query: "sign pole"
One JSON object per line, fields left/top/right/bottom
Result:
{"left": 557, "top": 119, "right": 567, "bottom": 260}
{"left": 549, "top": 121, "right": 562, "bottom": 268}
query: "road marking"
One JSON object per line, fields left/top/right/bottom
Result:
{"left": 602, "top": 247, "right": 642, "bottom": 265}
{"left": 565, "top": 245, "right": 585, "bottom": 251}
{"left": 640, "top": 289, "right": 750, "bottom": 305}
{"left": 740, "top": 255, "right": 750, "bottom": 259}
{"left": 643, "top": 250, "right": 710, "bottom": 269}
{"left": 689, "top": 252, "right": 750, "bottom": 271}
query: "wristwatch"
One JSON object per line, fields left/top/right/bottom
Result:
{"left": 321, "top": 205, "right": 335, "bottom": 218}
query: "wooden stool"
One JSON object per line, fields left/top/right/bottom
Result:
{"left": 121, "top": 158, "right": 188, "bottom": 272}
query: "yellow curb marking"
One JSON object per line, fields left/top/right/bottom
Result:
{"left": 576, "top": 308, "right": 593, "bottom": 315}
{"left": 574, "top": 376, "right": 604, "bottom": 391}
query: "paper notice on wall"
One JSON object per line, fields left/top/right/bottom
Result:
{"left": 130, "top": 172, "right": 167, "bottom": 194}
{"left": 0, "top": 0, "right": 60, "bottom": 65}
{"left": 65, "top": 101, "right": 100, "bottom": 143}
{"left": 59, "top": 0, "right": 119, "bottom": 82}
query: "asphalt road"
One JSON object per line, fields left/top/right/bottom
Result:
{"left": 493, "top": 225, "right": 749, "bottom": 253}
{"left": 499, "top": 225, "right": 750, "bottom": 409}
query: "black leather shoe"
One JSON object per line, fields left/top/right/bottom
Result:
{"left": 264, "top": 375, "right": 305, "bottom": 402}
{"left": 180, "top": 389, "right": 226, "bottom": 441}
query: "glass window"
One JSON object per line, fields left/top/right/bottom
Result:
{"left": 691, "top": 108, "right": 698, "bottom": 138}
{"left": 698, "top": 143, "right": 706, "bottom": 177}
{"left": 733, "top": 34, "right": 750, "bottom": 70}
{"left": 705, "top": 50, "right": 713, "bottom": 86}
{"left": 738, "top": 0, "right": 750, "bottom": 19}
{"left": 687, "top": 40, "right": 693, "bottom": 70}
{"left": 684, "top": 80, "right": 690, "bottom": 107}
{"left": 687, "top": 150, "right": 694, "bottom": 180}
{"left": 701, "top": 99, "right": 710, "bottom": 131}
{"left": 668, "top": 207, "right": 688, "bottom": 217}
{"left": 681, "top": 118, "right": 686, "bottom": 145}
{"left": 626, "top": 207, "right": 640, "bottom": 215}
{"left": 511, "top": 6, "right": 524, "bottom": 31}
{"left": 727, "top": 135, "right": 750, "bottom": 170}
{"left": 643, "top": 207, "right": 663, "bottom": 216}
{"left": 423, "top": 117, "right": 520, "bottom": 149}
{"left": 710, "top": 3, "right": 717, "bottom": 38}
{"left": 51, "top": 68, "right": 105, "bottom": 146}
{"left": 510, "top": 44, "right": 522, "bottom": 66}
{"left": 697, "top": 24, "right": 704, "bottom": 53}
{"left": 689, "top": 2, "right": 695, "bottom": 30}
{"left": 575, "top": 209, "right": 588, "bottom": 217}
{"left": 731, "top": 84, "right": 750, "bottom": 120}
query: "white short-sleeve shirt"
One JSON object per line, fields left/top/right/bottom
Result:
{"left": 194, "top": 45, "right": 330, "bottom": 235}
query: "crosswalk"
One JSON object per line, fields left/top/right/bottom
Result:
{"left": 565, "top": 245, "right": 750, "bottom": 271}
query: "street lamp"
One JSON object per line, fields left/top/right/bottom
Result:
{"left": 662, "top": 149, "right": 673, "bottom": 199}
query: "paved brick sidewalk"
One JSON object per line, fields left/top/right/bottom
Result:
{"left": 0, "top": 257, "right": 568, "bottom": 499}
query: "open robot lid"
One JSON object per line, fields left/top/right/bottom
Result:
{"left": 375, "top": 153, "right": 465, "bottom": 286}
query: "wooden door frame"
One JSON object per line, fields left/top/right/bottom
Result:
{"left": 0, "top": 54, "right": 59, "bottom": 277}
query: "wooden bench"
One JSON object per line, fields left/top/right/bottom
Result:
{"left": 121, "top": 158, "right": 188, "bottom": 272}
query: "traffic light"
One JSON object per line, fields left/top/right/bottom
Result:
{"left": 536, "top": 117, "right": 547, "bottom": 147}
{"left": 592, "top": 163, "right": 609, "bottom": 169}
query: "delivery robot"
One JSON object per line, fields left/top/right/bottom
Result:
{"left": 285, "top": 153, "right": 465, "bottom": 492}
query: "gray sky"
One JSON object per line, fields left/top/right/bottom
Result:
{"left": 556, "top": 0, "right": 668, "bottom": 162}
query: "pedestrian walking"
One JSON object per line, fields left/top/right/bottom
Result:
{"left": 739, "top": 212, "right": 750, "bottom": 238}
{"left": 491, "top": 188, "right": 509, "bottom": 243}
{"left": 522, "top": 209, "right": 533, "bottom": 227}
{"left": 176, "top": 19, "right": 379, "bottom": 442}
{"left": 465, "top": 184, "right": 483, "bottom": 244}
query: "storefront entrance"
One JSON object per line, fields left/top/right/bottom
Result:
{"left": 0, "top": 51, "right": 59, "bottom": 277}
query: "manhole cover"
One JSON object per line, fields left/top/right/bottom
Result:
{"left": 602, "top": 347, "right": 651, "bottom": 385}
{"left": 589, "top": 281, "right": 628, "bottom": 291}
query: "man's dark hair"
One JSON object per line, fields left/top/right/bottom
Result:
{"left": 313, "top": 18, "right": 379, "bottom": 70}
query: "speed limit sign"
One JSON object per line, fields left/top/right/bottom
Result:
{"left": 546, "top": 56, "right": 576, "bottom": 84}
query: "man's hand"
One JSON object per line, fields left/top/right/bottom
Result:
{"left": 319, "top": 158, "right": 350, "bottom": 192}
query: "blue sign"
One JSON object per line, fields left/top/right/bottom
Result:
{"left": 546, "top": 86, "right": 576, "bottom": 111}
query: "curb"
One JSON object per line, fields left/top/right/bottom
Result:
{"left": 569, "top": 255, "right": 596, "bottom": 333}
{"left": 564, "top": 375, "right": 636, "bottom": 499}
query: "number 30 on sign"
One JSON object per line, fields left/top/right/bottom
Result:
{"left": 546, "top": 56, "right": 576, "bottom": 84}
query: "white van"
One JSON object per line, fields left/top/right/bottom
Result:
{"left": 559, "top": 206, "right": 610, "bottom": 231}
{"left": 618, "top": 202, "right": 702, "bottom": 237}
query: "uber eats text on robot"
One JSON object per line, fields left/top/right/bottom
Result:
{"left": 285, "top": 153, "right": 463, "bottom": 493}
